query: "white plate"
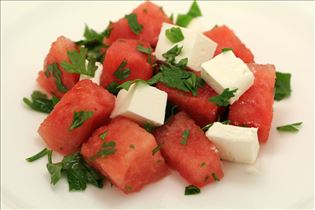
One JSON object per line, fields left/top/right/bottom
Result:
{"left": 1, "top": 1, "right": 314, "bottom": 209}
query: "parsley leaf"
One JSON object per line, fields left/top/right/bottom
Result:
{"left": 274, "top": 71, "right": 291, "bottom": 101}
{"left": 76, "top": 24, "right": 112, "bottom": 62}
{"left": 152, "top": 145, "right": 161, "bottom": 155}
{"left": 26, "top": 148, "right": 50, "bottom": 162}
{"left": 125, "top": 13, "right": 143, "bottom": 35}
{"left": 61, "top": 47, "right": 97, "bottom": 77}
{"left": 114, "top": 59, "right": 130, "bottom": 80}
{"left": 208, "top": 88, "right": 237, "bottom": 106}
{"left": 99, "top": 130, "right": 108, "bottom": 140}
{"left": 47, "top": 162, "right": 63, "bottom": 185}
{"left": 136, "top": 44, "right": 152, "bottom": 54}
{"left": 184, "top": 185, "right": 201, "bottom": 195}
{"left": 276, "top": 122, "right": 302, "bottom": 132}
{"left": 222, "top": 48, "right": 233, "bottom": 53}
{"left": 165, "top": 27, "right": 184, "bottom": 43}
{"left": 69, "top": 111, "right": 94, "bottom": 130}
{"left": 181, "top": 129, "right": 190, "bottom": 145}
{"left": 176, "top": 0, "right": 202, "bottom": 27}
{"left": 162, "top": 45, "right": 183, "bottom": 64}
{"left": 23, "top": 91, "right": 59, "bottom": 114}
{"left": 212, "top": 173, "right": 220, "bottom": 181}
{"left": 90, "top": 141, "right": 116, "bottom": 161}
{"left": 143, "top": 123, "right": 155, "bottom": 133}
{"left": 45, "top": 63, "right": 68, "bottom": 93}
{"left": 106, "top": 82, "right": 120, "bottom": 95}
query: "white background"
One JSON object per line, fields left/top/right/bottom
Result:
{"left": 1, "top": 1, "right": 314, "bottom": 209}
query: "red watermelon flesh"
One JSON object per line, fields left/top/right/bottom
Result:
{"left": 81, "top": 117, "right": 169, "bottom": 194}
{"left": 156, "top": 82, "right": 220, "bottom": 127}
{"left": 154, "top": 112, "right": 224, "bottom": 187}
{"left": 37, "top": 36, "right": 80, "bottom": 98}
{"left": 38, "top": 80, "right": 115, "bottom": 155}
{"left": 100, "top": 39, "right": 154, "bottom": 89}
{"left": 103, "top": 1, "right": 172, "bottom": 47}
{"left": 228, "top": 64, "right": 276, "bottom": 143}
{"left": 204, "top": 25, "right": 255, "bottom": 63}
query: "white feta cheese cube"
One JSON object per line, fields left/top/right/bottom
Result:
{"left": 205, "top": 122, "right": 259, "bottom": 164}
{"left": 155, "top": 23, "right": 217, "bottom": 72}
{"left": 110, "top": 82, "right": 167, "bottom": 126}
{"left": 201, "top": 51, "right": 254, "bottom": 104}
{"left": 79, "top": 62, "right": 102, "bottom": 85}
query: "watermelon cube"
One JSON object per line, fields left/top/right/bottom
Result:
{"left": 156, "top": 82, "right": 220, "bottom": 127}
{"left": 100, "top": 39, "right": 154, "bottom": 89}
{"left": 37, "top": 36, "right": 80, "bottom": 98}
{"left": 204, "top": 25, "right": 255, "bottom": 63}
{"left": 103, "top": 1, "right": 172, "bottom": 47}
{"left": 154, "top": 112, "right": 224, "bottom": 187}
{"left": 81, "top": 117, "right": 169, "bottom": 194}
{"left": 38, "top": 80, "right": 115, "bottom": 155}
{"left": 228, "top": 64, "right": 276, "bottom": 143}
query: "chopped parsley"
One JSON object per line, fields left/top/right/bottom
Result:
{"left": 276, "top": 122, "right": 302, "bottom": 132}
{"left": 136, "top": 44, "right": 152, "bottom": 55}
{"left": 152, "top": 145, "right": 161, "bottom": 156}
{"left": 125, "top": 13, "right": 143, "bottom": 35}
{"left": 23, "top": 91, "right": 59, "bottom": 114}
{"left": 90, "top": 141, "right": 116, "bottom": 161}
{"left": 143, "top": 123, "right": 155, "bottom": 133}
{"left": 26, "top": 148, "right": 50, "bottom": 162}
{"left": 184, "top": 185, "right": 201, "bottom": 195}
{"left": 222, "top": 48, "right": 233, "bottom": 53}
{"left": 76, "top": 23, "right": 112, "bottom": 62}
{"left": 106, "top": 82, "right": 120, "bottom": 95}
{"left": 212, "top": 173, "right": 220, "bottom": 181}
{"left": 45, "top": 63, "right": 68, "bottom": 93}
{"left": 169, "top": 13, "right": 174, "bottom": 22}
{"left": 180, "top": 129, "right": 190, "bottom": 145}
{"left": 114, "top": 59, "right": 130, "bottom": 80}
{"left": 209, "top": 88, "right": 237, "bottom": 106}
{"left": 165, "top": 27, "right": 184, "bottom": 43}
{"left": 61, "top": 47, "right": 97, "bottom": 77}
{"left": 162, "top": 45, "right": 183, "bottom": 64}
{"left": 69, "top": 111, "right": 94, "bottom": 130}
{"left": 274, "top": 71, "right": 291, "bottom": 101}
{"left": 176, "top": 0, "right": 202, "bottom": 27}
{"left": 99, "top": 130, "right": 108, "bottom": 140}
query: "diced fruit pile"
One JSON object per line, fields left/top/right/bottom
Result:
{"left": 24, "top": 0, "right": 298, "bottom": 196}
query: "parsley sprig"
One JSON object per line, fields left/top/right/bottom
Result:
{"left": 125, "top": 13, "right": 143, "bottom": 35}
{"left": 165, "top": 27, "right": 184, "bottom": 43}
{"left": 69, "top": 111, "right": 94, "bottom": 130}
{"left": 208, "top": 88, "right": 237, "bottom": 106}
{"left": 23, "top": 91, "right": 59, "bottom": 113}
{"left": 45, "top": 63, "right": 68, "bottom": 93}
{"left": 276, "top": 122, "right": 302, "bottom": 132}
{"left": 176, "top": 0, "right": 202, "bottom": 27}
{"left": 274, "top": 71, "right": 291, "bottom": 101}
{"left": 114, "top": 59, "right": 131, "bottom": 80}
{"left": 61, "top": 47, "right": 98, "bottom": 77}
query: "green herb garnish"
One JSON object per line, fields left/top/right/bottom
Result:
{"left": 143, "top": 123, "right": 155, "bottom": 133}
{"left": 61, "top": 47, "right": 97, "bottom": 77}
{"left": 162, "top": 45, "right": 183, "bottom": 64}
{"left": 180, "top": 129, "right": 190, "bottom": 145}
{"left": 45, "top": 63, "right": 68, "bottom": 93}
{"left": 276, "top": 122, "right": 302, "bottom": 132}
{"left": 222, "top": 48, "right": 233, "bottom": 53}
{"left": 209, "top": 88, "right": 237, "bottom": 106}
{"left": 202, "top": 123, "right": 213, "bottom": 131}
{"left": 90, "top": 141, "right": 116, "bottom": 161}
{"left": 274, "top": 71, "right": 291, "bottom": 101}
{"left": 212, "top": 173, "right": 220, "bottom": 181}
{"left": 165, "top": 27, "right": 184, "bottom": 43}
{"left": 125, "top": 13, "right": 143, "bottom": 35}
{"left": 47, "top": 162, "right": 63, "bottom": 185}
{"left": 136, "top": 44, "right": 152, "bottom": 55}
{"left": 114, "top": 59, "right": 130, "bottom": 80}
{"left": 152, "top": 145, "right": 161, "bottom": 156}
{"left": 26, "top": 148, "right": 50, "bottom": 162}
{"left": 23, "top": 91, "right": 59, "bottom": 114}
{"left": 69, "top": 111, "right": 94, "bottom": 130}
{"left": 106, "top": 82, "right": 120, "bottom": 95}
{"left": 184, "top": 185, "right": 201, "bottom": 195}
{"left": 99, "top": 130, "right": 108, "bottom": 140}
{"left": 176, "top": 0, "right": 202, "bottom": 27}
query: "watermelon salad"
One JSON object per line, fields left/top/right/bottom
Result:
{"left": 24, "top": 1, "right": 300, "bottom": 195}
